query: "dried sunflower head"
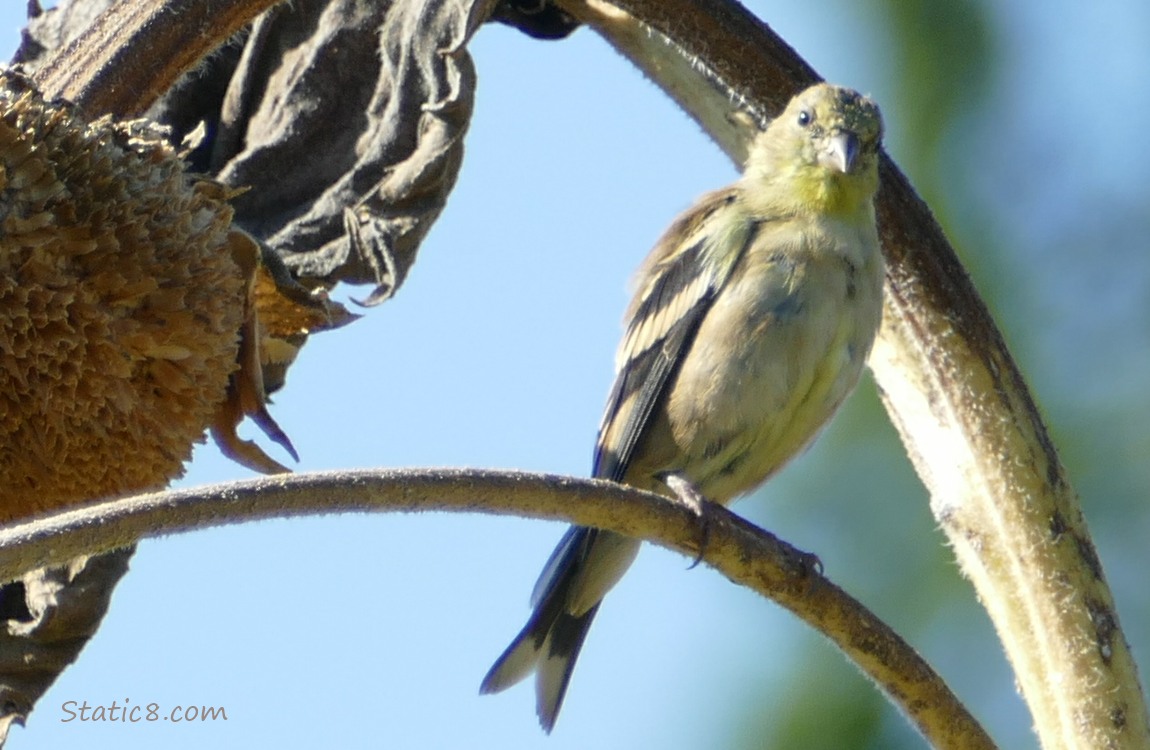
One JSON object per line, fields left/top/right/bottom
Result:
{"left": 0, "top": 69, "right": 284, "bottom": 523}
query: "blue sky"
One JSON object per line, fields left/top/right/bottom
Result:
{"left": 2, "top": 2, "right": 1149, "bottom": 749}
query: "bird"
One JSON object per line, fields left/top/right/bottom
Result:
{"left": 480, "top": 82, "right": 885, "bottom": 732}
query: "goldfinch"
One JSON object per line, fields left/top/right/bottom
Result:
{"left": 481, "top": 82, "right": 885, "bottom": 731}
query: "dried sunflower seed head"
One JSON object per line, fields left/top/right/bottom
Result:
{"left": 0, "top": 67, "right": 259, "bottom": 522}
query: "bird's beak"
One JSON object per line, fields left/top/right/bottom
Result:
{"left": 822, "top": 131, "right": 860, "bottom": 174}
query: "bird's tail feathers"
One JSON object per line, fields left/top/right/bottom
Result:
{"left": 481, "top": 527, "right": 608, "bottom": 731}
{"left": 535, "top": 604, "right": 599, "bottom": 732}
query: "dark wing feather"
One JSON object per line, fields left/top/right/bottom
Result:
{"left": 592, "top": 190, "right": 748, "bottom": 482}
{"left": 592, "top": 256, "right": 714, "bottom": 481}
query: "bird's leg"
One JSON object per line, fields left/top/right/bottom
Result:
{"left": 662, "top": 472, "right": 712, "bottom": 569}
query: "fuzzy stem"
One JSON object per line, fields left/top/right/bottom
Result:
{"left": 0, "top": 467, "right": 996, "bottom": 749}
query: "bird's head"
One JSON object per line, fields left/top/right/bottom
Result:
{"left": 745, "top": 83, "right": 884, "bottom": 216}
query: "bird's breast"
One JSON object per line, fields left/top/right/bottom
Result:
{"left": 664, "top": 217, "right": 883, "bottom": 502}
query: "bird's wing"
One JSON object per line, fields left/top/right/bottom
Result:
{"left": 592, "top": 188, "right": 752, "bottom": 482}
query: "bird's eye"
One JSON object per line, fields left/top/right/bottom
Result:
{"left": 797, "top": 110, "right": 812, "bottom": 127}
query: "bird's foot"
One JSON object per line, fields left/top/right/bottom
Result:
{"left": 662, "top": 473, "right": 712, "bottom": 569}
